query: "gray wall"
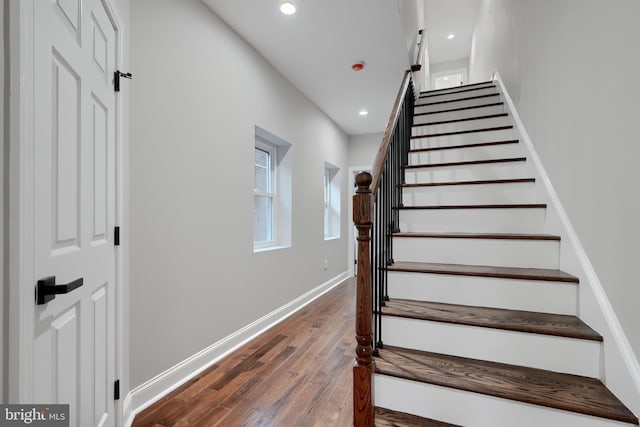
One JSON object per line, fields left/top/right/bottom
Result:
{"left": 348, "top": 133, "right": 383, "bottom": 168}
{"left": 470, "top": 0, "right": 640, "bottom": 358}
{"left": 1, "top": 0, "right": 6, "bottom": 404}
{"left": 130, "top": 0, "right": 349, "bottom": 387}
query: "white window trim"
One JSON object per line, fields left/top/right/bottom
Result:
{"left": 324, "top": 162, "right": 340, "bottom": 240}
{"left": 253, "top": 126, "right": 292, "bottom": 252}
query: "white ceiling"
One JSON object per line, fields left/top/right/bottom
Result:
{"left": 201, "top": 0, "right": 478, "bottom": 135}
{"left": 424, "top": 0, "right": 478, "bottom": 64}
{"left": 202, "top": 0, "right": 411, "bottom": 135}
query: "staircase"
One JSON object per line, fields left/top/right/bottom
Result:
{"left": 358, "top": 80, "right": 640, "bottom": 426}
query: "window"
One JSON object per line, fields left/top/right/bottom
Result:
{"left": 324, "top": 162, "right": 340, "bottom": 239}
{"left": 254, "top": 145, "right": 275, "bottom": 245}
{"left": 253, "top": 126, "right": 292, "bottom": 251}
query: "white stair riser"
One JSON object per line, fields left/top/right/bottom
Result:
{"left": 404, "top": 162, "right": 528, "bottom": 184}
{"left": 382, "top": 317, "right": 599, "bottom": 377}
{"left": 387, "top": 272, "right": 577, "bottom": 315}
{"left": 402, "top": 182, "right": 536, "bottom": 205}
{"left": 415, "top": 95, "right": 502, "bottom": 114}
{"left": 414, "top": 104, "right": 505, "bottom": 124}
{"left": 399, "top": 208, "right": 546, "bottom": 233}
{"left": 393, "top": 237, "right": 559, "bottom": 269}
{"left": 416, "top": 87, "right": 498, "bottom": 104}
{"left": 374, "top": 376, "right": 630, "bottom": 427}
{"left": 420, "top": 83, "right": 496, "bottom": 97}
{"left": 412, "top": 116, "right": 511, "bottom": 136}
{"left": 411, "top": 128, "right": 517, "bottom": 149}
{"left": 409, "top": 142, "right": 523, "bottom": 165}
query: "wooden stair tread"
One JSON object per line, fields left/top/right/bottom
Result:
{"left": 398, "top": 203, "right": 547, "bottom": 210}
{"left": 403, "top": 178, "right": 535, "bottom": 188}
{"left": 382, "top": 299, "right": 602, "bottom": 341}
{"left": 409, "top": 139, "right": 519, "bottom": 153}
{"left": 417, "top": 93, "right": 499, "bottom": 107}
{"left": 374, "top": 406, "right": 460, "bottom": 427}
{"left": 412, "top": 113, "right": 507, "bottom": 127}
{"left": 393, "top": 231, "right": 559, "bottom": 241}
{"left": 414, "top": 102, "right": 504, "bottom": 117}
{"left": 387, "top": 261, "right": 579, "bottom": 283}
{"left": 405, "top": 157, "right": 525, "bottom": 169}
{"left": 420, "top": 81, "right": 494, "bottom": 96}
{"left": 411, "top": 125, "right": 513, "bottom": 139}
{"left": 375, "top": 346, "right": 638, "bottom": 424}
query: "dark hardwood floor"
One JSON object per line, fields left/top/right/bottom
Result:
{"left": 132, "top": 277, "right": 357, "bottom": 427}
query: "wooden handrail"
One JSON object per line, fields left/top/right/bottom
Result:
{"left": 353, "top": 171, "right": 374, "bottom": 427}
{"left": 371, "top": 71, "right": 413, "bottom": 194}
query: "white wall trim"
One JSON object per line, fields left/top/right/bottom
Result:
{"left": 125, "top": 271, "right": 350, "bottom": 425}
{"left": 494, "top": 71, "right": 640, "bottom": 402}
{"left": 347, "top": 165, "right": 372, "bottom": 277}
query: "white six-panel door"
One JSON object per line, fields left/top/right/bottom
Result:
{"left": 31, "top": 0, "right": 118, "bottom": 426}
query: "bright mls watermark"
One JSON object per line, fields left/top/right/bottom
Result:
{"left": 0, "top": 405, "right": 69, "bottom": 426}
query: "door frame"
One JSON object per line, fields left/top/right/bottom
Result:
{"left": 7, "top": 0, "right": 127, "bottom": 423}
{"left": 347, "top": 165, "right": 372, "bottom": 277}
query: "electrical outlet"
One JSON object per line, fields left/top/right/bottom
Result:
{"left": 323, "top": 259, "right": 328, "bottom": 270}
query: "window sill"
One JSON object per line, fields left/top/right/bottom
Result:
{"left": 254, "top": 244, "right": 291, "bottom": 253}
{"left": 324, "top": 236, "right": 341, "bottom": 241}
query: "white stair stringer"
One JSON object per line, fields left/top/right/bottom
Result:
{"left": 402, "top": 180, "right": 536, "bottom": 205}
{"left": 393, "top": 235, "right": 559, "bottom": 269}
{"left": 374, "top": 375, "right": 636, "bottom": 427}
{"left": 413, "top": 103, "right": 505, "bottom": 124}
{"left": 399, "top": 206, "right": 546, "bottom": 234}
{"left": 387, "top": 271, "right": 578, "bottom": 315}
{"left": 408, "top": 141, "right": 523, "bottom": 164}
{"left": 381, "top": 315, "right": 600, "bottom": 377}
{"left": 412, "top": 115, "right": 511, "bottom": 136}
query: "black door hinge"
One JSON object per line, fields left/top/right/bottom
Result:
{"left": 114, "top": 380, "right": 120, "bottom": 400}
{"left": 114, "top": 71, "right": 132, "bottom": 92}
{"left": 114, "top": 226, "right": 120, "bottom": 246}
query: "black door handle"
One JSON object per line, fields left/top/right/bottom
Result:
{"left": 36, "top": 276, "right": 84, "bottom": 305}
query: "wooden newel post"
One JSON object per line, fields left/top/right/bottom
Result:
{"left": 353, "top": 171, "right": 374, "bottom": 427}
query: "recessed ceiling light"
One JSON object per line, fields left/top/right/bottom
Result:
{"left": 443, "top": 77, "right": 449, "bottom": 81}
{"left": 358, "top": 109, "right": 369, "bottom": 116}
{"left": 447, "top": 34, "right": 455, "bottom": 40}
{"left": 280, "top": 1, "right": 296, "bottom": 15}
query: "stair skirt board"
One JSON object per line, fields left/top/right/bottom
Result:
{"left": 398, "top": 207, "right": 546, "bottom": 234}
{"left": 412, "top": 116, "right": 511, "bottom": 136}
{"left": 404, "top": 161, "right": 528, "bottom": 184}
{"left": 393, "top": 236, "right": 559, "bottom": 269}
{"left": 408, "top": 142, "right": 524, "bottom": 164}
{"left": 402, "top": 181, "right": 536, "bottom": 205}
{"left": 374, "top": 376, "right": 636, "bottom": 427}
{"left": 417, "top": 86, "right": 498, "bottom": 103}
{"left": 414, "top": 103, "right": 506, "bottom": 124}
{"left": 411, "top": 128, "right": 518, "bottom": 150}
{"left": 387, "top": 271, "right": 578, "bottom": 315}
{"left": 380, "top": 316, "right": 600, "bottom": 377}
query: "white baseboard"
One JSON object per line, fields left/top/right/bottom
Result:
{"left": 122, "top": 392, "right": 133, "bottom": 427}
{"left": 123, "top": 271, "right": 350, "bottom": 426}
